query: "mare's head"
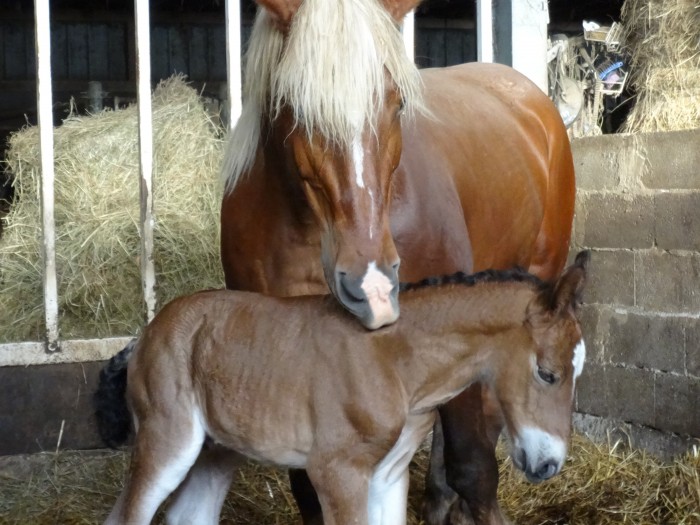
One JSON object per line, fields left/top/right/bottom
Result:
{"left": 494, "top": 251, "right": 589, "bottom": 483}
{"left": 223, "top": 0, "right": 423, "bottom": 329}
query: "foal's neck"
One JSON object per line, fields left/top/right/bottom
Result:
{"left": 392, "top": 282, "right": 534, "bottom": 413}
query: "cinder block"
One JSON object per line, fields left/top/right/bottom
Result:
{"left": 584, "top": 250, "right": 635, "bottom": 307}
{"left": 655, "top": 192, "right": 700, "bottom": 252}
{"left": 575, "top": 362, "right": 608, "bottom": 415}
{"left": 685, "top": 320, "right": 700, "bottom": 378}
{"left": 654, "top": 373, "right": 700, "bottom": 437}
{"left": 571, "top": 135, "right": 625, "bottom": 191}
{"left": 641, "top": 130, "right": 700, "bottom": 190}
{"left": 578, "top": 304, "right": 611, "bottom": 363}
{"left": 635, "top": 251, "right": 700, "bottom": 313}
{"left": 576, "top": 193, "right": 655, "bottom": 249}
{"left": 606, "top": 311, "right": 686, "bottom": 374}
{"left": 605, "top": 366, "right": 655, "bottom": 428}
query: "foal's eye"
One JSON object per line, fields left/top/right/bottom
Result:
{"left": 537, "top": 367, "right": 557, "bottom": 385}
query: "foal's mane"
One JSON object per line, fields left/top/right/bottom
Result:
{"left": 399, "top": 268, "right": 547, "bottom": 293}
{"left": 221, "top": 0, "right": 424, "bottom": 191}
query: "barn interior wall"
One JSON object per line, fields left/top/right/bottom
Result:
{"left": 571, "top": 130, "right": 700, "bottom": 446}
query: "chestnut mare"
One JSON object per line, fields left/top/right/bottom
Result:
{"left": 215, "top": 1, "right": 576, "bottom": 524}
{"left": 96, "top": 253, "right": 588, "bottom": 525}
{"left": 216, "top": 1, "right": 576, "bottom": 524}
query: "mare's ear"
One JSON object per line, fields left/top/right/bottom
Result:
{"left": 256, "top": 0, "right": 303, "bottom": 31}
{"left": 382, "top": 0, "right": 423, "bottom": 22}
{"left": 527, "top": 251, "right": 590, "bottom": 323}
{"left": 549, "top": 251, "right": 590, "bottom": 314}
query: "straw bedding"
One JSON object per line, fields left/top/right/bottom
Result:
{"left": 0, "top": 435, "right": 698, "bottom": 524}
{"left": 621, "top": 0, "right": 700, "bottom": 132}
{"left": 0, "top": 76, "right": 225, "bottom": 342}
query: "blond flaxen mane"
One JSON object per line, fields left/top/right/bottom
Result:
{"left": 221, "top": 0, "right": 424, "bottom": 191}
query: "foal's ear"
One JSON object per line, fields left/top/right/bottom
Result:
{"left": 549, "top": 251, "right": 590, "bottom": 314}
{"left": 256, "top": 0, "right": 303, "bottom": 31}
{"left": 527, "top": 251, "right": 589, "bottom": 324}
{"left": 382, "top": 0, "right": 423, "bottom": 22}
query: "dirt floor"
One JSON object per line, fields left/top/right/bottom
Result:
{"left": 0, "top": 434, "right": 698, "bottom": 524}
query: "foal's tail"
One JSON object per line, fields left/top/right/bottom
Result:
{"left": 94, "top": 339, "right": 136, "bottom": 448}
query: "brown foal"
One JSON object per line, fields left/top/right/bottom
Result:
{"left": 97, "top": 252, "right": 588, "bottom": 525}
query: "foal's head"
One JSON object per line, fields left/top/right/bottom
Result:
{"left": 494, "top": 251, "right": 588, "bottom": 483}
{"left": 224, "top": 0, "right": 422, "bottom": 330}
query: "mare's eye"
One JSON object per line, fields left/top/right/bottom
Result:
{"left": 537, "top": 367, "right": 557, "bottom": 385}
{"left": 397, "top": 98, "right": 406, "bottom": 114}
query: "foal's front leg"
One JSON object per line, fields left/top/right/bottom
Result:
{"left": 306, "top": 451, "right": 374, "bottom": 525}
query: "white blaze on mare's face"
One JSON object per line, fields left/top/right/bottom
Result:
{"left": 368, "top": 189, "right": 375, "bottom": 239}
{"left": 352, "top": 136, "right": 365, "bottom": 189}
{"left": 360, "top": 261, "right": 396, "bottom": 328}
{"left": 351, "top": 135, "right": 378, "bottom": 240}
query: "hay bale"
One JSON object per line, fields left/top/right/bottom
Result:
{"left": 621, "top": 0, "right": 700, "bottom": 132}
{"left": 0, "top": 76, "right": 225, "bottom": 342}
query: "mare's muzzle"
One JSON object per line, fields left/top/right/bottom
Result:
{"left": 334, "top": 261, "right": 400, "bottom": 330}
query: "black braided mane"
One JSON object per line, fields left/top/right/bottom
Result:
{"left": 399, "top": 267, "right": 547, "bottom": 293}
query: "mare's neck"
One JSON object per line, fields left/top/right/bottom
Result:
{"left": 392, "top": 282, "right": 533, "bottom": 413}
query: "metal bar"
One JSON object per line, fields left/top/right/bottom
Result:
{"left": 477, "top": 0, "right": 494, "bottom": 63}
{"left": 0, "top": 337, "right": 133, "bottom": 367}
{"left": 225, "top": 0, "right": 242, "bottom": 129}
{"left": 402, "top": 10, "right": 415, "bottom": 62}
{"left": 134, "top": 0, "right": 156, "bottom": 322}
{"left": 34, "top": 0, "right": 59, "bottom": 352}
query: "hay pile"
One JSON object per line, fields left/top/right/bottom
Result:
{"left": 1, "top": 435, "right": 698, "bottom": 524}
{"left": 0, "top": 76, "right": 225, "bottom": 342}
{"left": 621, "top": 0, "right": 700, "bottom": 132}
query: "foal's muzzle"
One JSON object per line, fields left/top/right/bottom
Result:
{"left": 511, "top": 427, "right": 566, "bottom": 484}
{"left": 334, "top": 261, "right": 400, "bottom": 330}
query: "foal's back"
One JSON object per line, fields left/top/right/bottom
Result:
{"left": 129, "top": 290, "right": 407, "bottom": 467}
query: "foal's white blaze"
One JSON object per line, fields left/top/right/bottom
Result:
{"left": 360, "top": 261, "right": 396, "bottom": 329}
{"left": 513, "top": 426, "right": 567, "bottom": 479}
{"left": 572, "top": 339, "right": 586, "bottom": 379}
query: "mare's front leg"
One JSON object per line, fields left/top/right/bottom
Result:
{"left": 423, "top": 383, "right": 509, "bottom": 525}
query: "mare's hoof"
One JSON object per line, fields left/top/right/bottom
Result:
{"left": 423, "top": 495, "right": 475, "bottom": 525}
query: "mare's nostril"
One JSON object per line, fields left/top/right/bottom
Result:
{"left": 335, "top": 271, "right": 365, "bottom": 303}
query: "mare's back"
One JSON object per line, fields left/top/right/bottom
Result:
{"left": 396, "top": 62, "right": 572, "bottom": 275}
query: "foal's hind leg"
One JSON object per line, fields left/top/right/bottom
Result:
{"left": 106, "top": 412, "right": 205, "bottom": 525}
{"left": 423, "top": 384, "right": 510, "bottom": 525}
{"left": 165, "top": 444, "right": 243, "bottom": 525}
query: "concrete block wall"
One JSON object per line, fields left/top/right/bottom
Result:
{"left": 571, "top": 130, "right": 700, "bottom": 443}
